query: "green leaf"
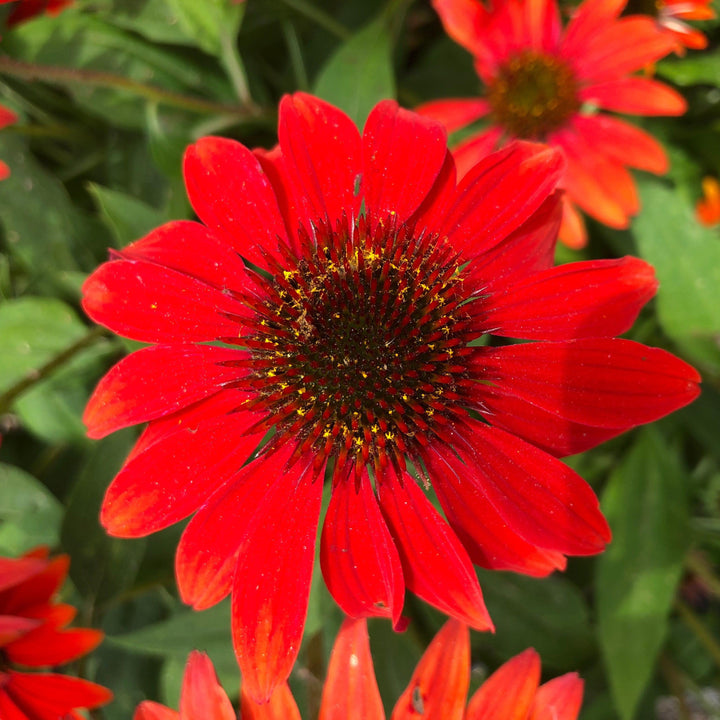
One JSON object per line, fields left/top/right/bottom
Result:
{"left": 476, "top": 570, "right": 595, "bottom": 669}
{"left": 0, "top": 463, "right": 63, "bottom": 554}
{"left": 87, "top": 183, "right": 166, "bottom": 247}
{"left": 99, "top": 0, "right": 202, "bottom": 45}
{"left": 110, "top": 600, "right": 239, "bottom": 692}
{"left": 0, "top": 297, "right": 88, "bottom": 394}
{"left": 633, "top": 178, "right": 720, "bottom": 369}
{"left": 597, "top": 427, "right": 690, "bottom": 720}
{"left": 166, "top": 0, "right": 243, "bottom": 56}
{"left": 657, "top": 48, "right": 720, "bottom": 86}
{"left": 314, "top": 14, "right": 395, "bottom": 128}
{"left": 61, "top": 431, "right": 146, "bottom": 603}
{"left": 0, "top": 136, "right": 110, "bottom": 286}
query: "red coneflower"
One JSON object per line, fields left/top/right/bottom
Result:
{"left": 0, "top": 547, "right": 113, "bottom": 720}
{"left": 418, "top": 0, "right": 687, "bottom": 248}
{"left": 138, "top": 619, "right": 583, "bottom": 720}
{"left": 83, "top": 93, "right": 699, "bottom": 701}
{"left": 651, "top": 0, "right": 715, "bottom": 52}
{"left": 696, "top": 176, "right": 720, "bottom": 227}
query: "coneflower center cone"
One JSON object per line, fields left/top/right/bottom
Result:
{"left": 487, "top": 50, "right": 581, "bottom": 138}
{"left": 239, "top": 216, "right": 479, "bottom": 481}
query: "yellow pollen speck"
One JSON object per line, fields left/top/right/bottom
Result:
{"left": 385, "top": 432, "right": 395, "bottom": 441}
{"left": 150, "top": 303, "right": 158, "bottom": 309}
{"left": 297, "top": 408, "right": 306, "bottom": 416}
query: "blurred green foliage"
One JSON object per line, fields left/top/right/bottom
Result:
{"left": 1, "top": 1, "right": 720, "bottom": 718}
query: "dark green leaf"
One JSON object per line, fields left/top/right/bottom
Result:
{"left": 0, "top": 463, "right": 63, "bottom": 554}
{"left": 476, "top": 570, "right": 595, "bottom": 669}
{"left": 87, "top": 183, "right": 166, "bottom": 247}
{"left": 657, "top": 48, "right": 720, "bottom": 86}
{"left": 597, "top": 427, "right": 690, "bottom": 720}
{"left": 166, "top": 0, "right": 243, "bottom": 55}
{"left": 313, "top": 15, "right": 395, "bottom": 128}
{"left": 61, "top": 430, "right": 146, "bottom": 603}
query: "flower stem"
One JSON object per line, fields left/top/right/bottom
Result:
{"left": 0, "top": 55, "right": 265, "bottom": 118}
{"left": 675, "top": 598, "right": 720, "bottom": 669}
{"left": 277, "top": 0, "right": 351, "bottom": 39}
{"left": 0, "top": 325, "right": 112, "bottom": 414}
{"left": 219, "top": 27, "right": 253, "bottom": 106}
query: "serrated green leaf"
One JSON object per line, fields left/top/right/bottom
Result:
{"left": 0, "top": 463, "right": 63, "bottom": 554}
{"left": 314, "top": 15, "right": 395, "bottom": 128}
{"left": 61, "top": 431, "right": 146, "bottom": 603}
{"left": 476, "top": 570, "right": 595, "bottom": 669}
{"left": 633, "top": 178, "right": 720, "bottom": 369}
{"left": 87, "top": 183, "right": 166, "bottom": 247}
{"left": 0, "top": 297, "right": 87, "bottom": 394}
{"left": 597, "top": 427, "right": 690, "bottom": 720}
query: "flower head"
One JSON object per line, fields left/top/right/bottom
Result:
{"left": 0, "top": 547, "right": 113, "bottom": 720}
{"left": 0, "top": 104, "right": 18, "bottom": 181}
{"left": 649, "top": 0, "right": 715, "bottom": 52}
{"left": 82, "top": 93, "right": 699, "bottom": 701}
{"left": 696, "top": 176, "right": 720, "bottom": 227}
{"left": 419, "top": 0, "right": 687, "bottom": 247}
{"left": 141, "top": 618, "right": 584, "bottom": 720}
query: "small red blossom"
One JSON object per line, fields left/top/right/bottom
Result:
{"left": 145, "top": 619, "right": 583, "bottom": 720}
{"left": 0, "top": 547, "right": 113, "bottom": 720}
{"left": 0, "top": 0, "right": 73, "bottom": 27}
{"left": 419, "top": 0, "right": 686, "bottom": 248}
{"left": 696, "top": 177, "right": 720, "bottom": 227}
{"left": 82, "top": 93, "right": 699, "bottom": 702}
{"left": 654, "top": 0, "right": 715, "bottom": 52}
{"left": 0, "top": 104, "right": 18, "bottom": 181}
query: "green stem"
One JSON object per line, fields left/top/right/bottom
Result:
{"left": 0, "top": 55, "right": 264, "bottom": 118}
{"left": 219, "top": 27, "right": 253, "bottom": 106}
{"left": 0, "top": 325, "right": 111, "bottom": 414}
{"left": 277, "top": 0, "right": 351, "bottom": 39}
{"left": 675, "top": 598, "right": 720, "bottom": 670}
{"left": 282, "top": 20, "right": 309, "bottom": 91}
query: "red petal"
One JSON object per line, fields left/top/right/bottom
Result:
{"left": 570, "top": 115, "right": 667, "bottom": 173}
{"left": 432, "top": 0, "right": 490, "bottom": 54}
{"left": 468, "top": 383, "right": 624, "bottom": 457}
{"left": 468, "top": 192, "right": 561, "bottom": 292}
{"left": 451, "top": 126, "right": 504, "bottom": 179}
{"left": 415, "top": 98, "right": 490, "bottom": 133}
{"left": 240, "top": 683, "right": 301, "bottom": 720}
{"left": 436, "top": 423, "right": 611, "bottom": 555}
{"left": 319, "top": 618, "right": 384, "bottom": 720}
{"left": 362, "top": 100, "right": 449, "bottom": 226}
{"left": 558, "top": 196, "right": 587, "bottom": 250}
{"left": 0, "top": 161, "right": 10, "bottom": 181}
{"left": 6, "top": 671, "right": 113, "bottom": 716}
{"left": 82, "top": 260, "right": 246, "bottom": 344}
{"left": 573, "top": 17, "right": 676, "bottom": 81}
{"left": 179, "top": 651, "right": 235, "bottom": 720}
{"left": 176, "top": 445, "right": 296, "bottom": 611}
{"left": 133, "top": 701, "right": 179, "bottom": 720}
{"left": 278, "top": 93, "right": 362, "bottom": 228}
{"left": 0, "top": 558, "right": 45, "bottom": 594}
{"left": 483, "top": 257, "right": 657, "bottom": 340}
{"left": 232, "top": 466, "right": 322, "bottom": 703}
{"left": 530, "top": 674, "right": 584, "bottom": 720}
{"left": 426, "top": 449, "right": 567, "bottom": 576}
{"left": 321, "top": 475, "right": 404, "bottom": 625}
{"left": 6, "top": 626, "right": 103, "bottom": 667}
{"left": 0, "top": 106, "right": 18, "bottom": 130}
{"left": 439, "top": 142, "right": 564, "bottom": 258}
{"left": 101, "top": 411, "right": 261, "bottom": 537}
{"left": 391, "top": 619, "right": 469, "bottom": 720}
{"left": 562, "top": 0, "right": 627, "bottom": 57}
{"left": 183, "top": 137, "right": 289, "bottom": 268}
{"left": 0, "top": 686, "right": 30, "bottom": 720}
{"left": 377, "top": 470, "right": 493, "bottom": 631}
{"left": 466, "top": 648, "right": 540, "bottom": 720}
{"left": 473, "top": 339, "right": 701, "bottom": 429}
{"left": 526, "top": 0, "right": 562, "bottom": 52}
{"left": 0, "top": 556, "right": 68, "bottom": 615}
{"left": 84, "top": 345, "right": 247, "bottom": 439}
{"left": 0, "top": 616, "right": 41, "bottom": 646}
{"left": 580, "top": 78, "right": 687, "bottom": 115}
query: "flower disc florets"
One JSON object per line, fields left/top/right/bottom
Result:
{"left": 487, "top": 51, "right": 581, "bottom": 139}
{"left": 242, "top": 215, "right": 475, "bottom": 479}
